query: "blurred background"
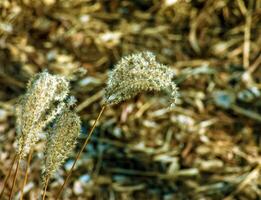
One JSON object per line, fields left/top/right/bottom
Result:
{"left": 0, "top": 0, "right": 260, "bottom": 199}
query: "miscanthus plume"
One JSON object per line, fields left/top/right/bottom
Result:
{"left": 16, "top": 71, "right": 70, "bottom": 159}
{"left": 104, "top": 51, "right": 178, "bottom": 107}
{"left": 42, "top": 109, "right": 81, "bottom": 179}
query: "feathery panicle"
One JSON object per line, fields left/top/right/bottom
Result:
{"left": 104, "top": 51, "right": 178, "bottom": 107}
{"left": 16, "top": 71, "right": 70, "bottom": 158}
{"left": 42, "top": 109, "right": 81, "bottom": 179}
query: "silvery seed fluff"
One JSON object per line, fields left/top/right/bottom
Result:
{"left": 104, "top": 51, "right": 178, "bottom": 107}
{"left": 16, "top": 71, "right": 70, "bottom": 158}
{"left": 42, "top": 109, "right": 81, "bottom": 179}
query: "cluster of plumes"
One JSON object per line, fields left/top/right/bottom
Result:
{"left": 16, "top": 51, "right": 177, "bottom": 182}
{"left": 15, "top": 71, "right": 81, "bottom": 178}
{"left": 104, "top": 51, "right": 178, "bottom": 107}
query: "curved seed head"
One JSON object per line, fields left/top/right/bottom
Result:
{"left": 104, "top": 51, "right": 178, "bottom": 107}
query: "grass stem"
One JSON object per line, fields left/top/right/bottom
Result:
{"left": 9, "top": 155, "right": 21, "bottom": 200}
{"left": 0, "top": 154, "right": 17, "bottom": 199}
{"left": 20, "top": 149, "right": 33, "bottom": 200}
{"left": 42, "top": 175, "right": 50, "bottom": 200}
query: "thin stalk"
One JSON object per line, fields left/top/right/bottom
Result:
{"left": 20, "top": 149, "right": 33, "bottom": 200}
{"left": 0, "top": 154, "right": 17, "bottom": 199}
{"left": 42, "top": 175, "right": 50, "bottom": 200}
{"left": 9, "top": 155, "right": 21, "bottom": 200}
{"left": 55, "top": 105, "right": 106, "bottom": 200}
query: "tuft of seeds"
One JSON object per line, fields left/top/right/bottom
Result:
{"left": 42, "top": 109, "right": 81, "bottom": 179}
{"left": 16, "top": 71, "right": 70, "bottom": 159}
{"left": 104, "top": 51, "right": 178, "bottom": 107}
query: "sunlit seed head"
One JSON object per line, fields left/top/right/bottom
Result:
{"left": 16, "top": 71, "right": 70, "bottom": 158}
{"left": 104, "top": 51, "right": 178, "bottom": 107}
{"left": 42, "top": 109, "right": 81, "bottom": 179}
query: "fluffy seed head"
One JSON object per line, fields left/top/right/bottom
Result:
{"left": 16, "top": 71, "right": 70, "bottom": 158}
{"left": 42, "top": 109, "right": 81, "bottom": 179}
{"left": 104, "top": 51, "right": 178, "bottom": 107}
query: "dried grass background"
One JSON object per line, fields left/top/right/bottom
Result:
{"left": 0, "top": 0, "right": 261, "bottom": 199}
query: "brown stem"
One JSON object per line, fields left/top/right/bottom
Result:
{"left": 42, "top": 176, "right": 50, "bottom": 200}
{"left": 0, "top": 154, "right": 17, "bottom": 199}
{"left": 9, "top": 155, "right": 21, "bottom": 200}
{"left": 55, "top": 105, "right": 106, "bottom": 200}
{"left": 20, "top": 149, "right": 33, "bottom": 200}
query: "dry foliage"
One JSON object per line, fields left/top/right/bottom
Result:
{"left": 0, "top": 0, "right": 260, "bottom": 199}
